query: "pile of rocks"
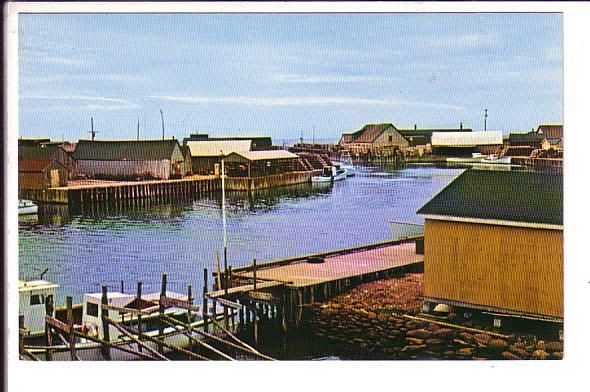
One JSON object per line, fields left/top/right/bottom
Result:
{"left": 299, "top": 274, "right": 562, "bottom": 360}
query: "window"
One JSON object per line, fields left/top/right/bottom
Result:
{"left": 87, "top": 302, "right": 99, "bottom": 317}
{"left": 388, "top": 135, "right": 393, "bottom": 143}
{"left": 30, "top": 294, "right": 44, "bottom": 305}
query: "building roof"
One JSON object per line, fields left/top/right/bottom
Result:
{"left": 537, "top": 124, "right": 563, "bottom": 139}
{"left": 186, "top": 140, "right": 251, "bottom": 157}
{"left": 347, "top": 123, "right": 396, "bottom": 144}
{"left": 431, "top": 131, "right": 503, "bottom": 147}
{"left": 417, "top": 170, "right": 563, "bottom": 228}
{"left": 72, "top": 140, "right": 182, "bottom": 161}
{"left": 508, "top": 132, "right": 545, "bottom": 146}
{"left": 228, "top": 150, "right": 299, "bottom": 161}
{"left": 398, "top": 128, "right": 473, "bottom": 146}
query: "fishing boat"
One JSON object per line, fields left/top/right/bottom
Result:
{"left": 19, "top": 199, "right": 38, "bottom": 215}
{"left": 311, "top": 166, "right": 347, "bottom": 183}
{"left": 20, "top": 279, "right": 231, "bottom": 361}
{"left": 332, "top": 151, "right": 356, "bottom": 177}
{"left": 447, "top": 153, "right": 511, "bottom": 165}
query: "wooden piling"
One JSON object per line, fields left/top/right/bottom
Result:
{"left": 137, "top": 281, "right": 143, "bottom": 352}
{"left": 203, "top": 268, "right": 209, "bottom": 333}
{"left": 100, "top": 285, "right": 111, "bottom": 360}
{"left": 158, "top": 274, "right": 167, "bottom": 353}
{"left": 44, "top": 293, "right": 54, "bottom": 361}
{"left": 66, "top": 296, "right": 77, "bottom": 361}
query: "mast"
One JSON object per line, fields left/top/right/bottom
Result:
{"left": 221, "top": 151, "right": 228, "bottom": 273}
{"left": 137, "top": 118, "right": 140, "bottom": 140}
{"left": 484, "top": 109, "right": 488, "bottom": 131}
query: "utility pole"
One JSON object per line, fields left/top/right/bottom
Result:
{"left": 160, "top": 109, "right": 165, "bottom": 140}
{"left": 137, "top": 118, "right": 140, "bottom": 141}
{"left": 484, "top": 109, "right": 488, "bottom": 131}
{"left": 88, "top": 117, "right": 98, "bottom": 141}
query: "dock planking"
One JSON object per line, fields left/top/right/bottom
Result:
{"left": 211, "top": 238, "right": 424, "bottom": 332}
{"left": 235, "top": 242, "right": 422, "bottom": 288}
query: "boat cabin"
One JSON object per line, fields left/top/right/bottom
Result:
{"left": 82, "top": 291, "right": 191, "bottom": 341}
{"left": 19, "top": 280, "right": 58, "bottom": 335}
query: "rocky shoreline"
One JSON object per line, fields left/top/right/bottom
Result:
{"left": 300, "top": 273, "right": 563, "bottom": 360}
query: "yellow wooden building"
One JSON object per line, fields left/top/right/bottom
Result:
{"left": 417, "top": 169, "right": 563, "bottom": 320}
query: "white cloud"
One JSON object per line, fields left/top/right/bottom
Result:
{"left": 21, "top": 94, "right": 141, "bottom": 110}
{"left": 149, "top": 95, "right": 462, "bottom": 111}
{"left": 272, "top": 74, "right": 398, "bottom": 84}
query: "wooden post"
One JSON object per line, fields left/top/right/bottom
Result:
{"left": 137, "top": 281, "right": 143, "bottom": 353}
{"left": 158, "top": 273, "right": 167, "bottom": 353}
{"left": 44, "top": 293, "right": 54, "bottom": 361}
{"left": 66, "top": 296, "right": 77, "bottom": 361}
{"left": 203, "top": 268, "right": 209, "bottom": 333}
{"left": 18, "top": 314, "right": 25, "bottom": 356}
{"left": 253, "top": 258, "right": 258, "bottom": 344}
{"left": 101, "top": 285, "right": 111, "bottom": 360}
{"left": 120, "top": 280, "right": 124, "bottom": 294}
{"left": 187, "top": 284, "right": 193, "bottom": 330}
{"left": 215, "top": 251, "right": 222, "bottom": 290}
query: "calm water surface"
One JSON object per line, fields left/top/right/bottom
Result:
{"left": 19, "top": 165, "right": 462, "bottom": 305}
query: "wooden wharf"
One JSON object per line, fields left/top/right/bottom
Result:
{"left": 22, "top": 175, "right": 221, "bottom": 205}
{"left": 211, "top": 236, "right": 424, "bottom": 332}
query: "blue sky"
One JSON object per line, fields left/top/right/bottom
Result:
{"left": 18, "top": 13, "right": 562, "bottom": 143}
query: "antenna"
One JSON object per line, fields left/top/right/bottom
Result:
{"left": 484, "top": 109, "right": 488, "bottom": 131}
{"left": 160, "top": 109, "right": 165, "bottom": 140}
{"left": 88, "top": 117, "right": 98, "bottom": 141}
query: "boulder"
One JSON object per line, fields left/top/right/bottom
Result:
{"left": 432, "top": 328, "right": 455, "bottom": 339}
{"left": 459, "top": 332, "right": 474, "bottom": 342}
{"left": 501, "top": 351, "right": 520, "bottom": 360}
{"left": 474, "top": 333, "right": 492, "bottom": 345}
{"left": 551, "top": 351, "right": 563, "bottom": 360}
{"left": 531, "top": 350, "right": 550, "bottom": 360}
{"left": 406, "top": 328, "right": 432, "bottom": 339}
{"left": 488, "top": 339, "right": 509, "bottom": 352}
{"left": 457, "top": 348, "right": 475, "bottom": 356}
{"left": 509, "top": 346, "right": 530, "bottom": 359}
{"left": 406, "top": 338, "right": 424, "bottom": 345}
{"left": 425, "top": 338, "right": 444, "bottom": 346}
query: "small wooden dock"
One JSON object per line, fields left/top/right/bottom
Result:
{"left": 22, "top": 175, "right": 221, "bottom": 205}
{"left": 210, "top": 237, "right": 424, "bottom": 333}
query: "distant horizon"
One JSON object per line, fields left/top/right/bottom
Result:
{"left": 18, "top": 13, "right": 562, "bottom": 141}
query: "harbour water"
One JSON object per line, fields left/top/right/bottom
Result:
{"left": 19, "top": 165, "right": 463, "bottom": 305}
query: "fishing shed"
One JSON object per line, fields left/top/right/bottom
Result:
{"left": 431, "top": 131, "right": 503, "bottom": 156}
{"left": 339, "top": 123, "right": 409, "bottom": 153}
{"left": 186, "top": 140, "right": 251, "bottom": 175}
{"left": 72, "top": 139, "right": 186, "bottom": 180}
{"left": 18, "top": 144, "right": 69, "bottom": 192}
{"left": 417, "top": 169, "right": 563, "bottom": 320}
{"left": 223, "top": 150, "right": 300, "bottom": 177}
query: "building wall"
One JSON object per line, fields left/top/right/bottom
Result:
{"left": 423, "top": 219, "right": 563, "bottom": 318}
{"left": 75, "top": 159, "right": 172, "bottom": 180}
{"left": 191, "top": 156, "right": 220, "bottom": 175}
{"left": 373, "top": 127, "right": 410, "bottom": 149}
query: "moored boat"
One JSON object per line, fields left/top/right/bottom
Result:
{"left": 332, "top": 151, "right": 356, "bottom": 177}
{"left": 312, "top": 166, "right": 347, "bottom": 183}
{"left": 447, "top": 153, "right": 511, "bottom": 165}
{"left": 19, "top": 199, "right": 38, "bottom": 215}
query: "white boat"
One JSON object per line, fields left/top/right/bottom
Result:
{"left": 447, "top": 153, "right": 511, "bottom": 165}
{"left": 312, "top": 166, "right": 347, "bottom": 183}
{"left": 332, "top": 151, "right": 356, "bottom": 177}
{"left": 19, "top": 199, "right": 38, "bottom": 215}
{"left": 21, "top": 280, "right": 231, "bottom": 361}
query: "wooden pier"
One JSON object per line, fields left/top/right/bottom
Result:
{"left": 211, "top": 237, "right": 424, "bottom": 333}
{"left": 21, "top": 175, "right": 221, "bottom": 205}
